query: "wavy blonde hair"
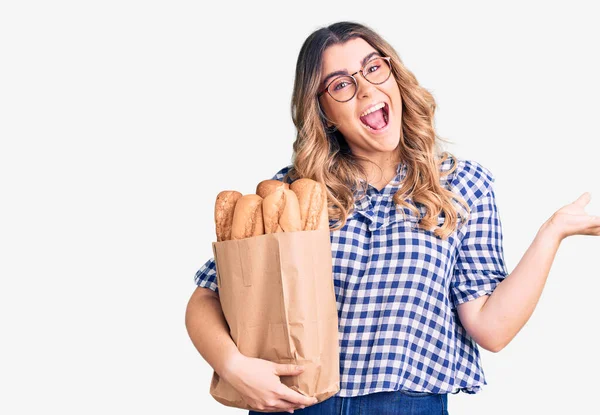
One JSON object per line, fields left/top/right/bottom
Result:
{"left": 282, "top": 21, "right": 471, "bottom": 240}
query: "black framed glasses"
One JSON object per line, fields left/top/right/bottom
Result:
{"left": 317, "top": 56, "right": 393, "bottom": 103}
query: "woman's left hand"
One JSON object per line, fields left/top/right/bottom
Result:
{"left": 545, "top": 192, "right": 600, "bottom": 241}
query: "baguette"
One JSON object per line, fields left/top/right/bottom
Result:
{"left": 214, "top": 190, "right": 243, "bottom": 242}
{"left": 230, "top": 194, "right": 265, "bottom": 240}
{"left": 280, "top": 188, "right": 302, "bottom": 232}
{"left": 262, "top": 187, "right": 302, "bottom": 233}
{"left": 256, "top": 179, "right": 290, "bottom": 199}
{"left": 290, "top": 178, "right": 329, "bottom": 231}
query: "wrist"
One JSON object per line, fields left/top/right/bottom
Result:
{"left": 539, "top": 220, "right": 564, "bottom": 245}
{"left": 221, "top": 348, "right": 245, "bottom": 383}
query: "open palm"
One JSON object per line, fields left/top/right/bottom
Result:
{"left": 548, "top": 192, "right": 600, "bottom": 240}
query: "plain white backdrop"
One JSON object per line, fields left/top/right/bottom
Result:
{"left": 1, "top": 1, "right": 599, "bottom": 414}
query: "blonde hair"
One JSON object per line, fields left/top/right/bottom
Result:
{"left": 283, "top": 21, "right": 470, "bottom": 240}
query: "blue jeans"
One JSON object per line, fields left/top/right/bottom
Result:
{"left": 248, "top": 390, "right": 449, "bottom": 414}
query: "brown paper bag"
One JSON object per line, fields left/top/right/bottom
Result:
{"left": 209, "top": 228, "right": 340, "bottom": 411}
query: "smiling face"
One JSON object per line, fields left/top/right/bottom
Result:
{"left": 318, "top": 37, "right": 403, "bottom": 166}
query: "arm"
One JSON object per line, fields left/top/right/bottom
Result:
{"left": 458, "top": 192, "right": 600, "bottom": 352}
{"left": 185, "top": 287, "right": 243, "bottom": 382}
{"left": 186, "top": 285, "right": 318, "bottom": 412}
{"left": 457, "top": 222, "right": 560, "bottom": 352}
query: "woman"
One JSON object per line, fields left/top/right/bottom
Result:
{"left": 186, "top": 21, "right": 600, "bottom": 414}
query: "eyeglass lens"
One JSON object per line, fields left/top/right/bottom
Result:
{"left": 327, "top": 57, "right": 391, "bottom": 102}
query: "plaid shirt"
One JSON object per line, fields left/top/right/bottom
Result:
{"left": 194, "top": 155, "right": 509, "bottom": 396}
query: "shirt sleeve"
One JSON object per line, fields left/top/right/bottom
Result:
{"left": 450, "top": 167, "right": 509, "bottom": 310}
{"left": 271, "top": 164, "right": 293, "bottom": 183}
{"left": 194, "top": 257, "right": 219, "bottom": 294}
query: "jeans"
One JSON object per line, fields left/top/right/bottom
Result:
{"left": 248, "top": 390, "right": 449, "bottom": 415}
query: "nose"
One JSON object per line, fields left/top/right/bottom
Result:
{"left": 355, "top": 72, "right": 376, "bottom": 99}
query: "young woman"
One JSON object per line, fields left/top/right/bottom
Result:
{"left": 186, "top": 21, "right": 600, "bottom": 415}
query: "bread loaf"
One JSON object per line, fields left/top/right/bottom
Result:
{"left": 230, "top": 194, "right": 265, "bottom": 240}
{"left": 262, "top": 187, "right": 302, "bottom": 233}
{"left": 256, "top": 179, "right": 290, "bottom": 198}
{"left": 214, "top": 177, "right": 327, "bottom": 241}
{"left": 214, "top": 190, "right": 243, "bottom": 242}
{"left": 290, "top": 178, "right": 329, "bottom": 231}
{"left": 280, "top": 188, "right": 302, "bottom": 232}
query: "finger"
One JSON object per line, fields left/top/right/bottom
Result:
{"left": 274, "top": 363, "right": 305, "bottom": 377}
{"left": 581, "top": 226, "right": 600, "bottom": 236}
{"left": 267, "top": 399, "right": 301, "bottom": 412}
{"left": 277, "top": 385, "right": 319, "bottom": 406}
{"left": 575, "top": 192, "right": 592, "bottom": 206}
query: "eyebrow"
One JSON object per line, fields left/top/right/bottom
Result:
{"left": 321, "top": 51, "right": 382, "bottom": 88}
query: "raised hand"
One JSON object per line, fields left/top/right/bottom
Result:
{"left": 545, "top": 192, "right": 600, "bottom": 241}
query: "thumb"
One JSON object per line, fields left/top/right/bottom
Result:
{"left": 575, "top": 192, "right": 591, "bottom": 206}
{"left": 273, "top": 363, "right": 305, "bottom": 376}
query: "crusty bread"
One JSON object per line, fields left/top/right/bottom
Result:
{"left": 290, "top": 178, "right": 329, "bottom": 231}
{"left": 214, "top": 177, "right": 325, "bottom": 241}
{"left": 230, "top": 194, "right": 265, "bottom": 240}
{"left": 256, "top": 179, "right": 290, "bottom": 199}
{"left": 262, "top": 187, "right": 302, "bottom": 233}
{"left": 316, "top": 184, "right": 329, "bottom": 231}
{"left": 214, "top": 190, "right": 243, "bottom": 241}
{"left": 262, "top": 188, "right": 285, "bottom": 233}
{"left": 280, "top": 188, "right": 302, "bottom": 232}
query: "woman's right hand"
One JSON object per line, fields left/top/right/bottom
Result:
{"left": 223, "top": 353, "right": 319, "bottom": 413}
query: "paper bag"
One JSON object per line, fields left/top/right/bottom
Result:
{"left": 209, "top": 228, "right": 340, "bottom": 411}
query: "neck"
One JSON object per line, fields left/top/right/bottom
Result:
{"left": 361, "top": 155, "right": 402, "bottom": 190}
{"left": 363, "top": 156, "right": 401, "bottom": 183}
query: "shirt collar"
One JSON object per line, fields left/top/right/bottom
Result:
{"left": 349, "top": 162, "right": 411, "bottom": 231}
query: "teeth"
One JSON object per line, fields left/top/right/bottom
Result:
{"left": 360, "top": 102, "right": 386, "bottom": 118}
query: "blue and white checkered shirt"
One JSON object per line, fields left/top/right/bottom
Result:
{"left": 194, "top": 155, "right": 509, "bottom": 396}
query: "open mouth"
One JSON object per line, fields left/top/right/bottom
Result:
{"left": 359, "top": 102, "right": 389, "bottom": 131}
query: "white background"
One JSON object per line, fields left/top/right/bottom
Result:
{"left": 1, "top": 1, "right": 599, "bottom": 414}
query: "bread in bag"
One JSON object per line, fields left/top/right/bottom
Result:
{"left": 214, "top": 190, "right": 243, "bottom": 242}
{"left": 256, "top": 179, "right": 290, "bottom": 199}
{"left": 230, "top": 194, "right": 265, "bottom": 240}
{"left": 290, "top": 178, "right": 329, "bottom": 231}
{"left": 262, "top": 187, "right": 302, "bottom": 233}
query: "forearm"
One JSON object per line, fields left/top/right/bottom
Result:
{"left": 185, "top": 294, "right": 242, "bottom": 381}
{"left": 479, "top": 222, "right": 562, "bottom": 351}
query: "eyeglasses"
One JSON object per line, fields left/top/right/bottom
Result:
{"left": 317, "top": 56, "right": 392, "bottom": 103}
